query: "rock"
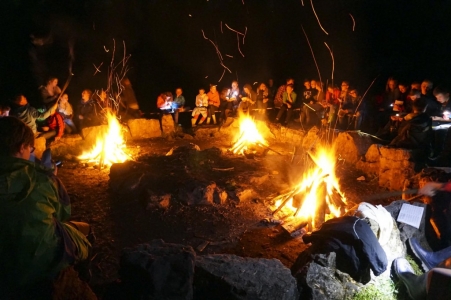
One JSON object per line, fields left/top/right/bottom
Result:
{"left": 146, "top": 192, "right": 171, "bottom": 210}
{"left": 213, "top": 188, "right": 228, "bottom": 205}
{"left": 161, "top": 114, "right": 175, "bottom": 136}
{"left": 333, "top": 131, "right": 373, "bottom": 164}
{"left": 291, "top": 252, "right": 360, "bottom": 300}
{"left": 235, "top": 188, "right": 258, "bottom": 203}
{"left": 356, "top": 144, "right": 381, "bottom": 175}
{"left": 379, "top": 147, "right": 416, "bottom": 190}
{"left": 52, "top": 266, "right": 97, "bottom": 300}
{"left": 34, "top": 136, "right": 46, "bottom": 159}
{"left": 178, "top": 181, "right": 227, "bottom": 205}
{"left": 80, "top": 125, "right": 108, "bottom": 147}
{"left": 120, "top": 240, "right": 196, "bottom": 300}
{"left": 250, "top": 174, "right": 269, "bottom": 185}
{"left": 384, "top": 200, "right": 432, "bottom": 251}
{"left": 194, "top": 254, "right": 298, "bottom": 300}
{"left": 166, "top": 143, "right": 201, "bottom": 156}
{"left": 109, "top": 161, "right": 147, "bottom": 195}
{"left": 194, "top": 127, "right": 219, "bottom": 139}
{"left": 127, "top": 118, "right": 161, "bottom": 139}
{"left": 51, "top": 134, "right": 84, "bottom": 157}
{"left": 183, "top": 134, "right": 194, "bottom": 140}
{"left": 301, "top": 127, "right": 320, "bottom": 150}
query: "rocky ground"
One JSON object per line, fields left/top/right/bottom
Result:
{"left": 56, "top": 134, "right": 397, "bottom": 298}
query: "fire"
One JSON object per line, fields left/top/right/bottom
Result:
{"left": 78, "top": 112, "right": 129, "bottom": 167}
{"left": 231, "top": 117, "right": 268, "bottom": 155}
{"left": 273, "top": 146, "right": 346, "bottom": 230}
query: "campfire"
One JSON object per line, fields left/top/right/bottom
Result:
{"left": 271, "top": 146, "right": 347, "bottom": 233}
{"left": 78, "top": 112, "right": 129, "bottom": 167}
{"left": 230, "top": 116, "right": 269, "bottom": 156}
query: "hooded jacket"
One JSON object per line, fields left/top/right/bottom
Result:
{"left": 10, "top": 103, "right": 51, "bottom": 133}
{"left": 0, "top": 157, "right": 89, "bottom": 291}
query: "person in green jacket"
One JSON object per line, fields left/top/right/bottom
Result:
{"left": 0, "top": 117, "right": 91, "bottom": 294}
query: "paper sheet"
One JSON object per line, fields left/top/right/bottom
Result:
{"left": 397, "top": 204, "right": 424, "bottom": 229}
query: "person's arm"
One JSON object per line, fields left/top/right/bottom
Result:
{"left": 419, "top": 181, "right": 451, "bottom": 196}
{"left": 291, "top": 92, "right": 297, "bottom": 104}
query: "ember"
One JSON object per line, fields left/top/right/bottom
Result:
{"left": 78, "top": 111, "right": 129, "bottom": 167}
{"left": 230, "top": 116, "right": 268, "bottom": 155}
{"left": 271, "top": 146, "right": 347, "bottom": 232}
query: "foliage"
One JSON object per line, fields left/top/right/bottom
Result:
{"left": 351, "top": 276, "right": 398, "bottom": 300}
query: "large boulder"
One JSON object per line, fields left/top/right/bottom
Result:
{"left": 34, "top": 136, "right": 46, "bottom": 159}
{"left": 356, "top": 144, "right": 381, "bottom": 176}
{"left": 80, "top": 125, "right": 108, "bottom": 147}
{"left": 120, "top": 240, "right": 196, "bottom": 300}
{"left": 292, "top": 252, "right": 361, "bottom": 300}
{"left": 178, "top": 181, "right": 228, "bottom": 205}
{"left": 194, "top": 254, "right": 299, "bottom": 300}
{"left": 379, "top": 147, "right": 416, "bottom": 190}
{"left": 127, "top": 118, "right": 161, "bottom": 139}
{"left": 333, "top": 131, "right": 373, "bottom": 164}
{"left": 301, "top": 127, "right": 320, "bottom": 150}
{"left": 161, "top": 114, "right": 175, "bottom": 136}
{"left": 50, "top": 134, "right": 84, "bottom": 157}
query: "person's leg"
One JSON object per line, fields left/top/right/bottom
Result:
{"left": 285, "top": 108, "right": 293, "bottom": 125}
{"left": 393, "top": 258, "right": 427, "bottom": 300}
{"left": 174, "top": 110, "right": 179, "bottom": 125}
{"left": 275, "top": 105, "right": 286, "bottom": 122}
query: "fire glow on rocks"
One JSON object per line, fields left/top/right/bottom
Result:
{"left": 78, "top": 112, "right": 129, "bottom": 167}
{"left": 230, "top": 117, "right": 268, "bottom": 155}
{"left": 272, "top": 146, "right": 347, "bottom": 232}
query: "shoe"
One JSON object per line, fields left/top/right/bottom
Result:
{"left": 393, "top": 258, "right": 427, "bottom": 300}
{"left": 409, "top": 238, "right": 451, "bottom": 271}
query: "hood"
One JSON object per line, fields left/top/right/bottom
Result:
{"left": 10, "top": 103, "right": 29, "bottom": 117}
{"left": 0, "top": 157, "right": 38, "bottom": 202}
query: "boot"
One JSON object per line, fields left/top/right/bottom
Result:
{"left": 212, "top": 115, "right": 217, "bottom": 124}
{"left": 191, "top": 118, "right": 197, "bottom": 127}
{"left": 198, "top": 117, "right": 206, "bottom": 125}
{"left": 409, "top": 238, "right": 451, "bottom": 271}
{"left": 393, "top": 258, "right": 427, "bottom": 300}
{"left": 206, "top": 117, "right": 211, "bottom": 125}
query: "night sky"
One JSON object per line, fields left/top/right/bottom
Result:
{"left": 1, "top": 0, "right": 451, "bottom": 111}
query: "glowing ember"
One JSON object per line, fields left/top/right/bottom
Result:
{"left": 78, "top": 112, "right": 129, "bottom": 167}
{"left": 273, "top": 146, "right": 346, "bottom": 230}
{"left": 230, "top": 117, "right": 268, "bottom": 155}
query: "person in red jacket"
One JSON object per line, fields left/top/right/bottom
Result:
{"left": 41, "top": 111, "right": 65, "bottom": 142}
{"left": 207, "top": 84, "right": 220, "bottom": 125}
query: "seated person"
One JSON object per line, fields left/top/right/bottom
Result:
{"left": 389, "top": 97, "right": 431, "bottom": 153}
{"left": 323, "top": 84, "right": 340, "bottom": 126}
{"left": 0, "top": 104, "right": 10, "bottom": 117}
{"left": 238, "top": 83, "right": 256, "bottom": 117}
{"left": 39, "top": 76, "right": 62, "bottom": 105}
{"left": 77, "top": 89, "right": 99, "bottom": 131}
{"left": 40, "top": 111, "right": 65, "bottom": 143}
{"left": 9, "top": 94, "right": 57, "bottom": 135}
{"left": 256, "top": 82, "right": 270, "bottom": 116}
{"left": 275, "top": 84, "right": 296, "bottom": 126}
{"left": 157, "top": 92, "right": 173, "bottom": 113}
{"left": 0, "top": 117, "right": 91, "bottom": 295}
{"left": 58, "top": 93, "right": 77, "bottom": 133}
{"left": 207, "top": 85, "right": 220, "bottom": 124}
{"left": 300, "top": 79, "right": 319, "bottom": 126}
{"left": 192, "top": 88, "right": 209, "bottom": 126}
{"left": 172, "top": 88, "right": 186, "bottom": 125}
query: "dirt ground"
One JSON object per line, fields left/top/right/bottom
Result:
{"left": 56, "top": 135, "right": 395, "bottom": 297}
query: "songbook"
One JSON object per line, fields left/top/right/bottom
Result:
{"left": 397, "top": 203, "right": 424, "bottom": 229}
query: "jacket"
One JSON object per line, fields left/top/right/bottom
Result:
{"left": 10, "top": 103, "right": 51, "bottom": 133}
{"left": 303, "top": 216, "right": 387, "bottom": 283}
{"left": 47, "top": 112, "right": 65, "bottom": 138}
{"left": 0, "top": 157, "right": 89, "bottom": 291}
{"left": 207, "top": 91, "right": 220, "bottom": 107}
{"left": 389, "top": 112, "right": 432, "bottom": 149}
{"left": 77, "top": 99, "right": 98, "bottom": 127}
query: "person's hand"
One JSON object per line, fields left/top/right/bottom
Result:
{"left": 419, "top": 182, "right": 444, "bottom": 196}
{"left": 310, "top": 101, "right": 314, "bottom": 105}
{"left": 79, "top": 115, "right": 84, "bottom": 119}
{"left": 432, "top": 116, "right": 444, "bottom": 121}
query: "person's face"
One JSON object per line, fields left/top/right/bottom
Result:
{"left": 436, "top": 93, "right": 450, "bottom": 104}
{"left": 60, "top": 94, "right": 68, "bottom": 103}
{"left": 304, "top": 81, "right": 311, "bottom": 89}
{"left": 349, "top": 90, "right": 358, "bottom": 98}
{"left": 388, "top": 80, "right": 396, "bottom": 90}
{"left": 341, "top": 82, "right": 349, "bottom": 91}
{"left": 176, "top": 89, "right": 182, "bottom": 96}
{"left": 244, "top": 87, "right": 250, "bottom": 94}
{"left": 199, "top": 89, "right": 205, "bottom": 95}
{"left": 327, "top": 87, "right": 334, "bottom": 93}
{"left": 287, "top": 79, "right": 294, "bottom": 85}
{"left": 50, "top": 79, "right": 58, "bottom": 87}
{"left": 399, "top": 85, "right": 407, "bottom": 94}
{"left": 411, "top": 83, "right": 421, "bottom": 90}
{"left": 268, "top": 79, "right": 274, "bottom": 86}
{"left": 259, "top": 83, "right": 266, "bottom": 90}
{"left": 232, "top": 82, "right": 238, "bottom": 89}
{"left": 210, "top": 86, "right": 216, "bottom": 93}
{"left": 19, "top": 143, "right": 34, "bottom": 161}
{"left": 81, "top": 91, "right": 90, "bottom": 101}
{"left": 311, "top": 80, "right": 317, "bottom": 88}
{"left": 286, "top": 86, "right": 293, "bottom": 93}
{"left": 410, "top": 94, "right": 419, "bottom": 101}
{"left": 421, "top": 82, "right": 430, "bottom": 93}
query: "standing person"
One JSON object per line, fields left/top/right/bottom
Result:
{"left": 256, "top": 82, "right": 270, "bottom": 116}
{"left": 0, "top": 117, "right": 91, "bottom": 296}
{"left": 58, "top": 93, "right": 77, "bottom": 133}
{"left": 9, "top": 94, "right": 57, "bottom": 134}
{"left": 300, "top": 79, "right": 318, "bottom": 127}
{"left": 267, "top": 78, "right": 276, "bottom": 108}
{"left": 172, "top": 88, "right": 186, "bottom": 125}
{"left": 275, "top": 84, "right": 297, "bottom": 126}
{"left": 274, "top": 78, "right": 294, "bottom": 108}
{"left": 192, "top": 88, "right": 209, "bottom": 126}
{"left": 238, "top": 84, "right": 257, "bottom": 117}
{"left": 39, "top": 77, "right": 62, "bottom": 105}
{"left": 207, "top": 85, "right": 220, "bottom": 125}
{"left": 77, "top": 89, "right": 98, "bottom": 131}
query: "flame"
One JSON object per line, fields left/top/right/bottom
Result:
{"left": 231, "top": 117, "right": 268, "bottom": 154}
{"left": 274, "top": 146, "right": 346, "bottom": 229}
{"left": 78, "top": 112, "right": 129, "bottom": 166}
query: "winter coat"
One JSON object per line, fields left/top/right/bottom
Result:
{"left": 10, "top": 103, "right": 51, "bottom": 133}
{"left": 0, "top": 157, "right": 90, "bottom": 291}
{"left": 77, "top": 99, "right": 98, "bottom": 128}
{"left": 303, "top": 216, "right": 387, "bottom": 283}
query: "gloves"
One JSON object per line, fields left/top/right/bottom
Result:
{"left": 419, "top": 182, "right": 444, "bottom": 196}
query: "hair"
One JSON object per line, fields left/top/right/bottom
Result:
{"left": 412, "top": 97, "right": 427, "bottom": 112}
{"left": 422, "top": 79, "right": 433, "bottom": 89}
{"left": 286, "top": 83, "right": 294, "bottom": 89}
{"left": 385, "top": 77, "right": 398, "bottom": 92}
{"left": 286, "top": 78, "right": 294, "bottom": 83}
{"left": 47, "top": 77, "right": 58, "bottom": 84}
{"left": 409, "top": 89, "right": 421, "bottom": 97}
{"left": 303, "top": 78, "right": 310, "bottom": 83}
{"left": 0, "top": 117, "right": 35, "bottom": 156}
{"left": 82, "top": 89, "right": 93, "bottom": 96}
{"left": 243, "top": 83, "right": 252, "bottom": 92}
{"left": 342, "top": 81, "right": 350, "bottom": 86}
{"left": 433, "top": 86, "right": 450, "bottom": 96}
{"left": 13, "top": 94, "right": 26, "bottom": 105}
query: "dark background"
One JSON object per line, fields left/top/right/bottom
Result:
{"left": 1, "top": 0, "right": 450, "bottom": 112}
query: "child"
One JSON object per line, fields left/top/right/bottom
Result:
{"left": 192, "top": 88, "right": 208, "bottom": 126}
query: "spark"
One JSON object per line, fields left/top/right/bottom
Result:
{"left": 218, "top": 68, "right": 226, "bottom": 82}
{"left": 301, "top": 25, "right": 322, "bottom": 87}
{"left": 201, "top": 30, "right": 232, "bottom": 73}
{"left": 237, "top": 33, "right": 245, "bottom": 57}
{"left": 349, "top": 13, "right": 355, "bottom": 31}
{"left": 205, "top": 75, "right": 208, "bottom": 78}
{"left": 324, "top": 42, "right": 334, "bottom": 82}
{"left": 301, "top": 0, "right": 304, "bottom": 6}
{"left": 226, "top": 54, "right": 234, "bottom": 58}
{"left": 225, "top": 24, "right": 245, "bottom": 36}
{"left": 310, "top": 0, "right": 329, "bottom": 35}
{"left": 189, "top": 14, "right": 192, "bottom": 17}
{"left": 242, "top": 0, "right": 245, "bottom": 4}
{"left": 103, "top": 46, "right": 109, "bottom": 52}
{"left": 243, "top": 26, "right": 248, "bottom": 44}
{"left": 93, "top": 62, "right": 104, "bottom": 76}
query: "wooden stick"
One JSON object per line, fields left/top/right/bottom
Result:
{"left": 212, "top": 167, "right": 234, "bottom": 171}
{"left": 406, "top": 194, "right": 423, "bottom": 202}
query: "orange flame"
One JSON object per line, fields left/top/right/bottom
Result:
{"left": 231, "top": 117, "right": 268, "bottom": 154}
{"left": 78, "top": 112, "right": 129, "bottom": 166}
